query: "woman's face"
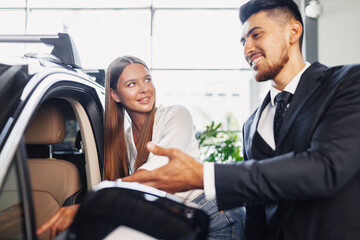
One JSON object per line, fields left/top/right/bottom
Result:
{"left": 110, "top": 63, "right": 156, "bottom": 117}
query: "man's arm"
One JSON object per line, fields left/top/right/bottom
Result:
{"left": 122, "top": 142, "right": 204, "bottom": 193}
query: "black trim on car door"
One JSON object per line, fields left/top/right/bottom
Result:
{"left": 16, "top": 137, "right": 37, "bottom": 240}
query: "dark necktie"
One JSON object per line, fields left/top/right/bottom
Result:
{"left": 273, "top": 91, "right": 292, "bottom": 145}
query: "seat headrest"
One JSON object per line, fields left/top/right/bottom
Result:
{"left": 25, "top": 102, "right": 66, "bottom": 144}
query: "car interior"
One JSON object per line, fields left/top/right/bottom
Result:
{"left": 25, "top": 99, "right": 89, "bottom": 240}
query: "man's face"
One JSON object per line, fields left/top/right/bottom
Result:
{"left": 240, "top": 11, "right": 290, "bottom": 82}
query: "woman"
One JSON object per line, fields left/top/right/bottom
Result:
{"left": 103, "top": 56, "right": 199, "bottom": 183}
{"left": 37, "top": 56, "right": 245, "bottom": 239}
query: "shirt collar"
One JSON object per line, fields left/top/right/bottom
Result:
{"left": 270, "top": 62, "right": 311, "bottom": 106}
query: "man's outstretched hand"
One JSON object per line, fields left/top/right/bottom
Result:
{"left": 122, "top": 142, "right": 204, "bottom": 193}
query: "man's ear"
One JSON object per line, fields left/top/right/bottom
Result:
{"left": 289, "top": 20, "right": 302, "bottom": 45}
{"left": 110, "top": 89, "right": 121, "bottom": 103}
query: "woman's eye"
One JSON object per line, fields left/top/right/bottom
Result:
{"left": 145, "top": 78, "right": 152, "bottom": 82}
{"left": 128, "top": 82, "right": 135, "bottom": 87}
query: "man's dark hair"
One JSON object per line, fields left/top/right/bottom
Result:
{"left": 239, "top": 0, "right": 304, "bottom": 50}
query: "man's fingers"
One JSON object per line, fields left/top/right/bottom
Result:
{"left": 122, "top": 169, "right": 154, "bottom": 183}
{"left": 147, "top": 142, "right": 174, "bottom": 158}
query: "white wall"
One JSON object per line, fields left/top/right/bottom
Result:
{"left": 318, "top": 0, "right": 360, "bottom": 66}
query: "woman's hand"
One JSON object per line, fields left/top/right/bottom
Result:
{"left": 36, "top": 204, "right": 80, "bottom": 238}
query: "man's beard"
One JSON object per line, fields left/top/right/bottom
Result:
{"left": 254, "top": 44, "right": 289, "bottom": 82}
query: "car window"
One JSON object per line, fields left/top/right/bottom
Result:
{"left": 0, "top": 160, "right": 25, "bottom": 239}
{"left": 53, "top": 119, "right": 81, "bottom": 152}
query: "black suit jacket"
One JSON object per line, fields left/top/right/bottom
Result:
{"left": 214, "top": 62, "right": 360, "bottom": 240}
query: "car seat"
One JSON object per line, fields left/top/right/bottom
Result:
{"left": 25, "top": 101, "right": 82, "bottom": 240}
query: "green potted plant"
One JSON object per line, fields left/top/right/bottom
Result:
{"left": 197, "top": 121, "right": 243, "bottom": 163}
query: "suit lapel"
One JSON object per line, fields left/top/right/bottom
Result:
{"left": 276, "top": 62, "right": 327, "bottom": 148}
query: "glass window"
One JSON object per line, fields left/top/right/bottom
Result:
{"left": 0, "top": 10, "right": 25, "bottom": 34}
{"left": 0, "top": 1, "right": 266, "bottom": 132}
{"left": 53, "top": 119, "right": 81, "bottom": 152}
{"left": 153, "top": 0, "right": 248, "bottom": 8}
{"left": 0, "top": 161, "right": 25, "bottom": 239}
{"left": 28, "top": 0, "right": 151, "bottom": 8}
{"left": 0, "top": 9, "right": 43, "bottom": 60}
{"left": 153, "top": 69, "right": 253, "bottom": 132}
{"left": 0, "top": 0, "right": 25, "bottom": 8}
{"left": 152, "top": 9, "right": 248, "bottom": 69}
{"left": 27, "top": 9, "right": 151, "bottom": 69}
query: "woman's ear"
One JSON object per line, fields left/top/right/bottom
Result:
{"left": 110, "top": 89, "right": 121, "bottom": 103}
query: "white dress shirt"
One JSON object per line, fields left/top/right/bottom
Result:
{"left": 204, "top": 62, "right": 311, "bottom": 200}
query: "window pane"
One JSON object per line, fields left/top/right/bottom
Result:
{"left": 153, "top": 0, "right": 248, "bottom": 8}
{"left": 0, "top": 161, "right": 25, "bottom": 239}
{"left": 27, "top": 9, "right": 151, "bottom": 69}
{"left": 0, "top": 0, "right": 25, "bottom": 8}
{"left": 0, "top": 10, "right": 27, "bottom": 59}
{"left": 152, "top": 9, "right": 248, "bottom": 69}
{"left": 28, "top": 0, "right": 150, "bottom": 8}
{"left": 153, "top": 70, "right": 253, "bottom": 131}
{"left": 0, "top": 10, "right": 25, "bottom": 33}
{"left": 54, "top": 120, "right": 80, "bottom": 152}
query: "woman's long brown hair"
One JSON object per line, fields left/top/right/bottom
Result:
{"left": 103, "top": 56, "right": 155, "bottom": 180}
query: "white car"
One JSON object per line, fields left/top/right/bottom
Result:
{"left": 0, "top": 33, "right": 208, "bottom": 240}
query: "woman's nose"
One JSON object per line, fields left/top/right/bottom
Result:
{"left": 140, "top": 84, "right": 148, "bottom": 93}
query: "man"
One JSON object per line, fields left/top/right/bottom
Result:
{"left": 124, "top": 0, "right": 360, "bottom": 239}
